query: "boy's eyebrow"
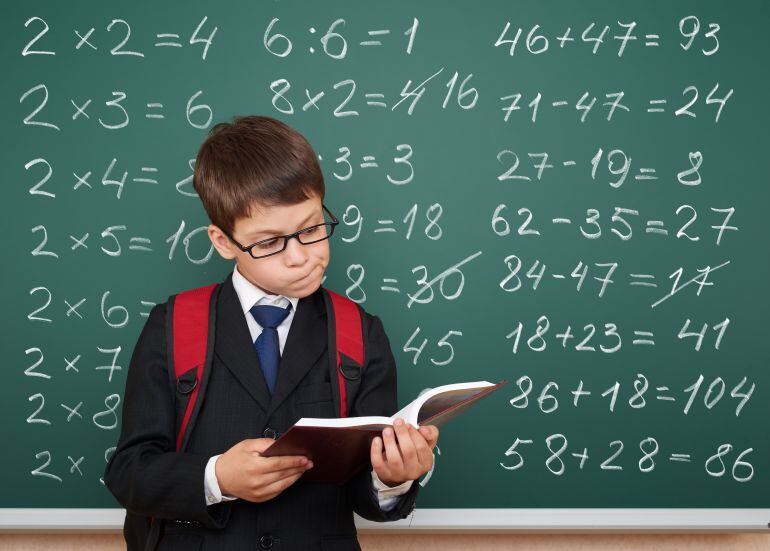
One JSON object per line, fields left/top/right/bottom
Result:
{"left": 246, "top": 211, "right": 318, "bottom": 238}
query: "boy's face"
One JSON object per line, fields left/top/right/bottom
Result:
{"left": 208, "top": 194, "right": 330, "bottom": 298}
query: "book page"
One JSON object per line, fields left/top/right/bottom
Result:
{"left": 392, "top": 386, "right": 434, "bottom": 425}
{"left": 392, "top": 381, "right": 495, "bottom": 425}
{"left": 295, "top": 415, "right": 392, "bottom": 428}
{"left": 415, "top": 387, "right": 492, "bottom": 424}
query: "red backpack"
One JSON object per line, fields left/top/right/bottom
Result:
{"left": 167, "top": 282, "right": 365, "bottom": 452}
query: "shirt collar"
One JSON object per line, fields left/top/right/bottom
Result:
{"left": 232, "top": 264, "right": 300, "bottom": 315}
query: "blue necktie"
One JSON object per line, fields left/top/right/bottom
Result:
{"left": 250, "top": 302, "right": 292, "bottom": 394}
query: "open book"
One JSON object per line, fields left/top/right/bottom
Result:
{"left": 261, "top": 379, "right": 507, "bottom": 485}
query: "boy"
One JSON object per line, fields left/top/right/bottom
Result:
{"left": 103, "top": 115, "right": 439, "bottom": 550}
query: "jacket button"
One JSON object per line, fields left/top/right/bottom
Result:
{"left": 263, "top": 427, "right": 277, "bottom": 439}
{"left": 259, "top": 534, "right": 274, "bottom": 548}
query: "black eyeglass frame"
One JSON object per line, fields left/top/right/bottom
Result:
{"left": 224, "top": 203, "right": 339, "bottom": 260}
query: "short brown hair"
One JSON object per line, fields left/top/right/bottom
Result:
{"left": 193, "top": 115, "right": 325, "bottom": 236}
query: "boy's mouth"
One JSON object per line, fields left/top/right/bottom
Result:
{"left": 294, "top": 266, "right": 315, "bottom": 284}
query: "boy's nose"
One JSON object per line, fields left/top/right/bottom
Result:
{"left": 284, "top": 235, "right": 309, "bottom": 265}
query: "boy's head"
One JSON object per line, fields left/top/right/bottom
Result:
{"left": 194, "top": 115, "right": 332, "bottom": 299}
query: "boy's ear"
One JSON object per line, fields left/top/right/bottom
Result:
{"left": 208, "top": 224, "right": 237, "bottom": 260}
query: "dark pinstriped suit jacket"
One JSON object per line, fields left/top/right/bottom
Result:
{"left": 103, "top": 272, "right": 420, "bottom": 550}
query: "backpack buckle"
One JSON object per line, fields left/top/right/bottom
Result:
{"left": 338, "top": 355, "right": 362, "bottom": 381}
{"left": 176, "top": 366, "right": 199, "bottom": 395}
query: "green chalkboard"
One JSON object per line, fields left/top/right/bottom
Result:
{"left": 2, "top": 0, "right": 769, "bottom": 530}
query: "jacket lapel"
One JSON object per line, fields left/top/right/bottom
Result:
{"left": 266, "top": 287, "right": 327, "bottom": 419}
{"left": 214, "top": 272, "right": 328, "bottom": 417}
{"left": 215, "top": 272, "right": 272, "bottom": 411}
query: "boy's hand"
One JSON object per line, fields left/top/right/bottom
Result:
{"left": 215, "top": 438, "right": 313, "bottom": 503}
{"left": 370, "top": 419, "right": 439, "bottom": 487}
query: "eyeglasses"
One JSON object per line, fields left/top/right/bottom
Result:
{"left": 224, "top": 203, "right": 339, "bottom": 259}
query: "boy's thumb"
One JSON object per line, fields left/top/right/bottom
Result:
{"left": 420, "top": 425, "right": 438, "bottom": 443}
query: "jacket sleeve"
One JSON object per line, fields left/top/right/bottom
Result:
{"left": 343, "top": 312, "right": 421, "bottom": 522}
{"left": 103, "top": 302, "right": 230, "bottom": 529}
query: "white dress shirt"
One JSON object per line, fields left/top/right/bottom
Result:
{"left": 203, "top": 264, "right": 413, "bottom": 510}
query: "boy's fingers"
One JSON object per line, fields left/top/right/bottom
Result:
{"left": 393, "top": 421, "right": 418, "bottom": 465}
{"left": 262, "top": 465, "right": 308, "bottom": 486}
{"left": 258, "top": 471, "right": 303, "bottom": 498}
{"left": 420, "top": 426, "right": 439, "bottom": 447}
{"left": 371, "top": 437, "right": 395, "bottom": 482}
{"left": 370, "top": 436, "right": 385, "bottom": 471}
{"left": 259, "top": 455, "right": 311, "bottom": 473}
{"left": 409, "top": 426, "right": 433, "bottom": 467}
{"left": 381, "top": 426, "right": 404, "bottom": 470}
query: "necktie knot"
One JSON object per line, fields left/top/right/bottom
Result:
{"left": 250, "top": 303, "right": 292, "bottom": 329}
